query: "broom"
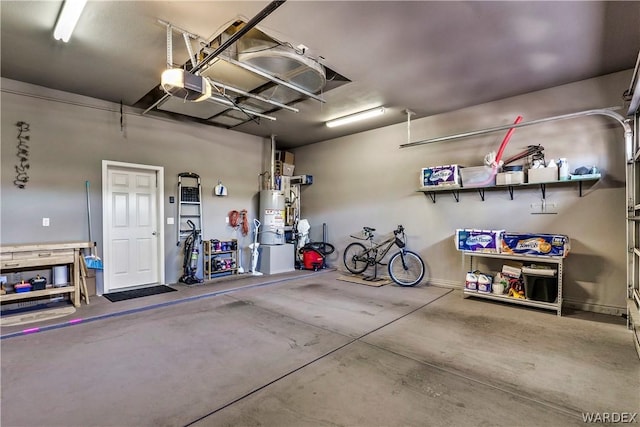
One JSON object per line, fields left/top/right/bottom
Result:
{"left": 85, "top": 180, "right": 103, "bottom": 270}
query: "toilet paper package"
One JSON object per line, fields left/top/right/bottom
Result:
{"left": 455, "top": 229, "right": 504, "bottom": 253}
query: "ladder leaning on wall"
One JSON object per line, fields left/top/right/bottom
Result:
{"left": 177, "top": 172, "right": 203, "bottom": 246}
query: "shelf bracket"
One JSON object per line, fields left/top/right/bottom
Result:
{"left": 579, "top": 181, "right": 583, "bottom": 197}
{"left": 427, "top": 192, "right": 436, "bottom": 203}
{"left": 539, "top": 184, "right": 547, "bottom": 199}
{"left": 452, "top": 191, "right": 460, "bottom": 203}
{"left": 508, "top": 185, "right": 514, "bottom": 200}
{"left": 477, "top": 189, "right": 485, "bottom": 201}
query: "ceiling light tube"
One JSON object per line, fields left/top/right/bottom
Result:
{"left": 53, "top": 0, "right": 87, "bottom": 42}
{"left": 326, "top": 107, "right": 386, "bottom": 128}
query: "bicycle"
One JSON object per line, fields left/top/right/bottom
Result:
{"left": 343, "top": 225, "right": 426, "bottom": 287}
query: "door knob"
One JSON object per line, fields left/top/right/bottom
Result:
{"left": 152, "top": 231, "right": 157, "bottom": 236}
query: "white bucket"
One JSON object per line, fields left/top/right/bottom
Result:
{"left": 52, "top": 266, "right": 69, "bottom": 285}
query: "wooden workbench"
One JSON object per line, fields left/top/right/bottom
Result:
{"left": 0, "top": 241, "right": 93, "bottom": 307}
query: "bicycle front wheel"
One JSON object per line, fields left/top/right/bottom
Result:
{"left": 343, "top": 242, "right": 368, "bottom": 274}
{"left": 388, "top": 250, "right": 425, "bottom": 286}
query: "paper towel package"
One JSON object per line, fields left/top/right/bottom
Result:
{"left": 501, "top": 233, "right": 570, "bottom": 257}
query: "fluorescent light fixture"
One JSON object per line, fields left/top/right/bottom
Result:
{"left": 53, "top": 0, "right": 88, "bottom": 42}
{"left": 326, "top": 107, "right": 386, "bottom": 128}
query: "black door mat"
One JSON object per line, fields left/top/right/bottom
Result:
{"left": 103, "top": 285, "right": 177, "bottom": 302}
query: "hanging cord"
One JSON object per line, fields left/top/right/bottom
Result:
{"left": 229, "top": 209, "right": 249, "bottom": 236}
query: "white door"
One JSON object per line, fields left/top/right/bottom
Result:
{"left": 105, "top": 166, "right": 160, "bottom": 291}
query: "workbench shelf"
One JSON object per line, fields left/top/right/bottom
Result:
{"left": 203, "top": 239, "right": 238, "bottom": 280}
{"left": 0, "top": 241, "right": 92, "bottom": 307}
{"left": 461, "top": 251, "right": 564, "bottom": 316}
{"left": 418, "top": 176, "right": 600, "bottom": 203}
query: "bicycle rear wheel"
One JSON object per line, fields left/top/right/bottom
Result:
{"left": 343, "top": 242, "right": 368, "bottom": 274}
{"left": 388, "top": 250, "right": 425, "bottom": 286}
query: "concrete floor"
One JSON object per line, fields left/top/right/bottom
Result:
{"left": 1, "top": 269, "right": 638, "bottom": 427}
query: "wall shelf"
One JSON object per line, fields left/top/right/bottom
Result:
{"left": 418, "top": 176, "right": 600, "bottom": 203}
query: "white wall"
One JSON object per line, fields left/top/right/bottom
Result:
{"left": 294, "top": 70, "right": 632, "bottom": 315}
{"left": 1, "top": 78, "right": 268, "bottom": 285}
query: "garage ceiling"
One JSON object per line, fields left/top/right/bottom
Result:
{"left": 1, "top": 1, "right": 639, "bottom": 149}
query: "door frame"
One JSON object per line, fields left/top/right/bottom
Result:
{"left": 101, "top": 160, "right": 165, "bottom": 294}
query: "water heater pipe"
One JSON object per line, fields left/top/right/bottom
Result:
{"left": 270, "top": 134, "right": 276, "bottom": 190}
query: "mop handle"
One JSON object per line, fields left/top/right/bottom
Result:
{"left": 86, "top": 181, "right": 93, "bottom": 244}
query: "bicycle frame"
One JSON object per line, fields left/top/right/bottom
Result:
{"left": 352, "top": 229, "right": 405, "bottom": 266}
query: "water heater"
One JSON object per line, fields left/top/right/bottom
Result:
{"left": 259, "top": 190, "right": 285, "bottom": 245}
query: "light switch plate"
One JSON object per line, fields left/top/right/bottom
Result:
{"left": 42, "top": 218, "right": 50, "bottom": 226}
{"left": 167, "top": 217, "right": 174, "bottom": 225}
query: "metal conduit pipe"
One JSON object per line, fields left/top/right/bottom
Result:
{"left": 204, "top": 97, "right": 276, "bottom": 121}
{"left": 271, "top": 134, "right": 276, "bottom": 190}
{"left": 206, "top": 78, "right": 299, "bottom": 112}
{"left": 400, "top": 108, "right": 634, "bottom": 162}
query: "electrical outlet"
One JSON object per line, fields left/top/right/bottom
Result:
{"left": 167, "top": 217, "right": 174, "bottom": 225}
{"left": 42, "top": 218, "right": 50, "bottom": 227}
{"left": 225, "top": 216, "right": 229, "bottom": 224}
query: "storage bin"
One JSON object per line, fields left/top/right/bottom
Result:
{"left": 460, "top": 166, "right": 496, "bottom": 187}
{"left": 14, "top": 283, "right": 32, "bottom": 293}
{"left": 524, "top": 276, "right": 558, "bottom": 303}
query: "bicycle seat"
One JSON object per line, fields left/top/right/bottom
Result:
{"left": 363, "top": 227, "right": 376, "bottom": 233}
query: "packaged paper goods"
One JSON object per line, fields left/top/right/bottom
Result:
{"left": 420, "top": 164, "right": 461, "bottom": 188}
{"left": 455, "top": 229, "right": 504, "bottom": 253}
{"left": 500, "top": 233, "right": 570, "bottom": 257}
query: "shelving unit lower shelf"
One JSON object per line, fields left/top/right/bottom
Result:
{"left": 461, "top": 251, "right": 564, "bottom": 316}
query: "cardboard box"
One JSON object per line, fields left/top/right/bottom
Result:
{"left": 501, "top": 233, "right": 570, "bottom": 257}
{"left": 496, "top": 171, "right": 525, "bottom": 185}
{"left": 527, "top": 167, "right": 558, "bottom": 183}
{"left": 421, "top": 164, "right": 461, "bottom": 187}
{"left": 455, "top": 229, "right": 503, "bottom": 253}
{"left": 276, "top": 150, "right": 295, "bottom": 165}
{"left": 502, "top": 264, "right": 522, "bottom": 278}
{"left": 281, "top": 163, "right": 295, "bottom": 176}
{"left": 85, "top": 268, "right": 97, "bottom": 296}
